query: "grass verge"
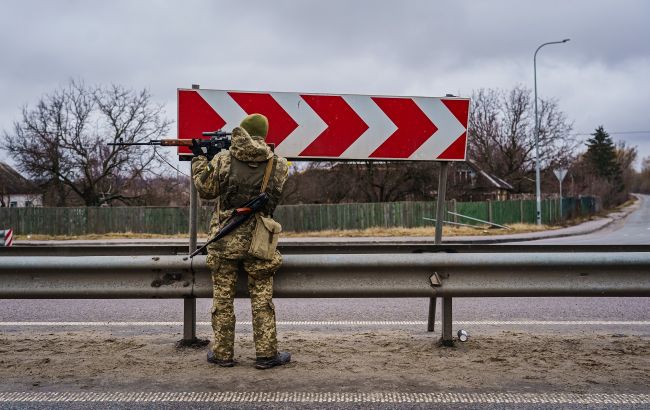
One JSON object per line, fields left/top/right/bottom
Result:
{"left": 15, "top": 222, "right": 562, "bottom": 241}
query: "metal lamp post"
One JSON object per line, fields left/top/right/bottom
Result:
{"left": 534, "top": 38, "right": 570, "bottom": 225}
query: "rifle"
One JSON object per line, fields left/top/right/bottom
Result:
{"left": 189, "top": 192, "right": 270, "bottom": 258}
{"left": 107, "top": 130, "right": 232, "bottom": 158}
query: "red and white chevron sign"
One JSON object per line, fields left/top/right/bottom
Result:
{"left": 177, "top": 89, "right": 469, "bottom": 161}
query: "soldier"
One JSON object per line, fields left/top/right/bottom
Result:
{"left": 191, "top": 113, "right": 291, "bottom": 369}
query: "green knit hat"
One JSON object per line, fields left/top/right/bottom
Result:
{"left": 240, "top": 113, "right": 269, "bottom": 138}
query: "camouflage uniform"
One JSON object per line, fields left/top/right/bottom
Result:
{"left": 192, "top": 124, "right": 289, "bottom": 361}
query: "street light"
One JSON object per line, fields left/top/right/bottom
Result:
{"left": 534, "top": 38, "right": 570, "bottom": 225}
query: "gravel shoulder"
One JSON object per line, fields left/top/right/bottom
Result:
{"left": 1, "top": 330, "right": 648, "bottom": 394}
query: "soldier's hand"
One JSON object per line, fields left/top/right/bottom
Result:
{"left": 205, "top": 145, "right": 221, "bottom": 161}
{"left": 191, "top": 139, "right": 208, "bottom": 158}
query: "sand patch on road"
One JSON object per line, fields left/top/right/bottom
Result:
{"left": 0, "top": 330, "right": 648, "bottom": 393}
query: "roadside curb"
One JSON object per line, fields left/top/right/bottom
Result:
{"left": 441, "top": 218, "right": 614, "bottom": 244}
{"left": 277, "top": 217, "right": 614, "bottom": 245}
{"left": 443, "top": 194, "right": 641, "bottom": 244}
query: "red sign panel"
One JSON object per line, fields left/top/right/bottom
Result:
{"left": 178, "top": 89, "right": 469, "bottom": 161}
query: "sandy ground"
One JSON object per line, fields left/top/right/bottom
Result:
{"left": 0, "top": 330, "right": 648, "bottom": 394}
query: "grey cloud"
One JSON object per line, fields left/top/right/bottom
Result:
{"left": 1, "top": 0, "right": 649, "bottom": 165}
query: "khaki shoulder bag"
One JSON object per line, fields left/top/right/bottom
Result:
{"left": 248, "top": 158, "right": 282, "bottom": 260}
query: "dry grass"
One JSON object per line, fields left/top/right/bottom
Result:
{"left": 16, "top": 232, "right": 193, "bottom": 241}
{"left": 615, "top": 196, "right": 638, "bottom": 210}
{"left": 16, "top": 223, "right": 560, "bottom": 241}
{"left": 283, "top": 223, "right": 559, "bottom": 237}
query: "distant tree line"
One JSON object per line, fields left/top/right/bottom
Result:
{"left": 1, "top": 81, "right": 647, "bottom": 208}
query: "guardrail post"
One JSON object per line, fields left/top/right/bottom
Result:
{"left": 427, "top": 296, "right": 436, "bottom": 332}
{"left": 429, "top": 162, "right": 449, "bottom": 333}
{"left": 183, "top": 296, "right": 197, "bottom": 340}
{"left": 441, "top": 296, "right": 454, "bottom": 346}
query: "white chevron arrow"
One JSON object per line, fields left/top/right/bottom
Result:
{"left": 271, "top": 92, "right": 327, "bottom": 157}
{"left": 197, "top": 90, "right": 246, "bottom": 131}
{"left": 412, "top": 98, "right": 466, "bottom": 160}
{"left": 341, "top": 95, "right": 397, "bottom": 158}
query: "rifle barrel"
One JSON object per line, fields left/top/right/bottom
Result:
{"left": 107, "top": 139, "right": 197, "bottom": 147}
{"left": 203, "top": 131, "right": 232, "bottom": 137}
{"left": 107, "top": 141, "right": 157, "bottom": 146}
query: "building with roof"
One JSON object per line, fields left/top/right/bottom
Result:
{"left": 0, "top": 162, "right": 43, "bottom": 207}
{"left": 451, "top": 160, "right": 515, "bottom": 201}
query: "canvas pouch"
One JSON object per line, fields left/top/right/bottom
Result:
{"left": 248, "top": 214, "right": 282, "bottom": 260}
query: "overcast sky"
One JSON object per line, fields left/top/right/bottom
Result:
{"left": 1, "top": 0, "right": 649, "bottom": 168}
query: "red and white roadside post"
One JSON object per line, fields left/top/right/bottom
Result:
{"left": 177, "top": 88, "right": 470, "bottom": 345}
{"left": 2, "top": 229, "right": 14, "bottom": 247}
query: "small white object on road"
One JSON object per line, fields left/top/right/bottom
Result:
{"left": 457, "top": 329, "right": 469, "bottom": 342}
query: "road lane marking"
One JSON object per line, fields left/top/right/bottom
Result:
{"left": 0, "top": 320, "right": 649, "bottom": 326}
{"left": 0, "top": 392, "right": 648, "bottom": 404}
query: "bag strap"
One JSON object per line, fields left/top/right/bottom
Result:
{"left": 260, "top": 156, "right": 275, "bottom": 193}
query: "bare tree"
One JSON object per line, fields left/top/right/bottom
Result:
{"left": 616, "top": 140, "right": 638, "bottom": 191}
{"left": 123, "top": 174, "right": 190, "bottom": 206}
{"left": 468, "top": 85, "right": 575, "bottom": 192}
{"left": 2, "top": 80, "right": 171, "bottom": 206}
{"left": 282, "top": 160, "right": 440, "bottom": 204}
{"left": 345, "top": 161, "right": 440, "bottom": 202}
{"left": 631, "top": 157, "right": 650, "bottom": 194}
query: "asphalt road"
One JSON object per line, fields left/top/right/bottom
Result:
{"left": 1, "top": 194, "right": 649, "bottom": 409}
{"left": 527, "top": 194, "right": 650, "bottom": 245}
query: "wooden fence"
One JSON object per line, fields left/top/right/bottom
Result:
{"left": 0, "top": 197, "right": 599, "bottom": 236}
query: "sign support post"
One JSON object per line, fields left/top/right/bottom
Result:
{"left": 553, "top": 168, "right": 568, "bottom": 221}
{"left": 428, "top": 162, "right": 453, "bottom": 346}
{"left": 179, "top": 84, "right": 208, "bottom": 348}
{"left": 434, "top": 162, "right": 449, "bottom": 245}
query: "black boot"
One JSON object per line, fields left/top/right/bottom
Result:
{"left": 255, "top": 351, "right": 291, "bottom": 370}
{"left": 207, "top": 350, "right": 236, "bottom": 367}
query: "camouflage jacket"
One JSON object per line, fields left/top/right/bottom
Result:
{"left": 191, "top": 127, "right": 289, "bottom": 259}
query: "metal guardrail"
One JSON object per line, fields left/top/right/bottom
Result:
{"left": 2, "top": 253, "right": 650, "bottom": 298}
{"left": 2, "top": 251, "right": 650, "bottom": 343}
{"left": 3, "top": 243, "right": 650, "bottom": 256}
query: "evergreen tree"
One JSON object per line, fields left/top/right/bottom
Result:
{"left": 585, "top": 126, "right": 623, "bottom": 190}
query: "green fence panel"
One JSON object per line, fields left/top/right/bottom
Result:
{"left": 455, "top": 201, "right": 489, "bottom": 225}
{"left": 491, "top": 200, "right": 522, "bottom": 225}
{"left": 0, "top": 196, "right": 597, "bottom": 235}
{"left": 541, "top": 199, "right": 550, "bottom": 225}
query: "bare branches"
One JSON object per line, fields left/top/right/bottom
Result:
{"left": 468, "top": 85, "right": 575, "bottom": 192}
{"left": 282, "top": 161, "right": 439, "bottom": 204}
{"left": 1, "top": 80, "right": 171, "bottom": 206}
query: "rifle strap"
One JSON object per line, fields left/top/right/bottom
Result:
{"left": 260, "top": 156, "right": 275, "bottom": 193}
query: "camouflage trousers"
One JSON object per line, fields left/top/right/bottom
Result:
{"left": 207, "top": 253, "right": 282, "bottom": 360}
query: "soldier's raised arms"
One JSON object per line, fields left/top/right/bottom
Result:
{"left": 191, "top": 153, "right": 229, "bottom": 200}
